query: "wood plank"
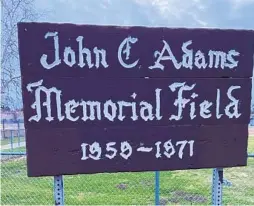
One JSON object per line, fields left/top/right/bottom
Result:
{"left": 18, "top": 22, "right": 254, "bottom": 78}
{"left": 22, "top": 77, "right": 251, "bottom": 128}
{"left": 26, "top": 124, "right": 248, "bottom": 177}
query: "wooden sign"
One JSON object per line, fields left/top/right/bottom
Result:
{"left": 17, "top": 22, "right": 254, "bottom": 177}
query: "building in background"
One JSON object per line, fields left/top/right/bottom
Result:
{"left": 1, "top": 109, "right": 24, "bottom": 139}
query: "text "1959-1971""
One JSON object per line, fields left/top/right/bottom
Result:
{"left": 81, "top": 139, "right": 194, "bottom": 161}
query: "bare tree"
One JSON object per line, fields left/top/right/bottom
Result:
{"left": 1, "top": 0, "right": 40, "bottom": 109}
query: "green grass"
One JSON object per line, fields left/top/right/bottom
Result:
{"left": 1, "top": 136, "right": 25, "bottom": 146}
{"left": 0, "top": 137, "right": 253, "bottom": 205}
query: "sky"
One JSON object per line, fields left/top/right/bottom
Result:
{"left": 35, "top": 0, "right": 254, "bottom": 29}
{"left": 34, "top": 0, "right": 254, "bottom": 99}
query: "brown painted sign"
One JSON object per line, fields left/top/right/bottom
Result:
{"left": 17, "top": 22, "right": 254, "bottom": 177}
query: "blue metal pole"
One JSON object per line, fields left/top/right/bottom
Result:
{"left": 212, "top": 168, "right": 223, "bottom": 205}
{"left": 155, "top": 171, "right": 160, "bottom": 205}
{"left": 54, "top": 175, "right": 64, "bottom": 205}
{"left": 248, "top": 153, "right": 254, "bottom": 158}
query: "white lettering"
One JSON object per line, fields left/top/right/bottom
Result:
{"left": 40, "top": 32, "right": 61, "bottom": 69}
{"left": 117, "top": 98, "right": 138, "bottom": 121}
{"left": 188, "top": 140, "right": 194, "bottom": 157}
{"left": 182, "top": 40, "right": 193, "bottom": 69}
{"left": 105, "top": 142, "right": 117, "bottom": 159}
{"left": 89, "top": 142, "right": 102, "bottom": 160}
{"left": 225, "top": 50, "right": 240, "bottom": 68}
{"left": 27, "top": 80, "right": 64, "bottom": 122}
{"left": 65, "top": 100, "right": 79, "bottom": 121}
{"left": 225, "top": 86, "right": 241, "bottom": 118}
{"left": 169, "top": 82, "right": 196, "bottom": 121}
{"left": 80, "top": 101, "right": 101, "bottom": 121}
{"left": 163, "top": 140, "right": 176, "bottom": 158}
{"left": 208, "top": 50, "right": 226, "bottom": 69}
{"left": 120, "top": 141, "right": 132, "bottom": 160}
{"left": 63, "top": 47, "right": 76, "bottom": 67}
{"left": 104, "top": 100, "right": 117, "bottom": 121}
{"left": 118, "top": 36, "right": 139, "bottom": 68}
{"left": 81, "top": 143, "right": 89, "bottom": 160}
{"left": 190, "top": 92, "right": 198, "bottom": 120}
{"left": 76, "top": 36, "right": 94, "bottom": 68}
{"left": 176, "top": 140, "right": 188, "bottom": 159}
{"left": 93, "top": 47, "right": 109, "bottom": 68}
{"left": 155, "top": 141, "right": 162, "bottom": 158}
{"left": 137, "top": 147, "right": 153, "bottom": 152}
{"left": 216, "top": 89, "right": 223, "bottom": 119}
{"left": 155, "top": 88, "right": 163, "bottom": 120}
{"left": 149, "top": 40, "right": 181, "bottom": 70}
{"left": 140, "top": 101, "right": 154, "bottom": 121}
{"left": 194, "top": 50, "right": 207, "bottom": 69}
{"left": 200, "top": 100, "right": 213, "bottom": 119}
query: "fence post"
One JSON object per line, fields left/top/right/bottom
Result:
{"left": 2, "top": 119, "right": 5, "bottom": 139}
{"left": 212, "top": 168, "right": 223, "bottom": 205}
{"left": 10, "top": 130, "right": 13, "bottom": 151}
{"left": 17, "top": 120, "right": 20, "bottom": 146}
{"left": 54, "top": 175, "right": 64, "bottom": 205}
{"left": 155, "top": 171, "right": 160, "bottom": 205}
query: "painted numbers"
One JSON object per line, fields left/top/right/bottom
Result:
{"left": 81, "top": 139, "right": 194, "bottom": 161}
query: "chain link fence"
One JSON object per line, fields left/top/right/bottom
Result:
{"left": 1, "top": 130, "right": 254, "bottom": 205}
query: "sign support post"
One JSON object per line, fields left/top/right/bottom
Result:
{"left": 212, "top": 168, "right": 223, "bottom": 205}
{"left": 54, "top": 175, "right": 64, "bottom": 206}
{"left": 155, "top": 171, "right": 160, "bottom": 205}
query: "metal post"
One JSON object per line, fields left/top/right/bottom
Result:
{"left": 155, "top": 171, "right": 160, "bottom": 205}
{"left": 10, "top": 130, "right": 13, "bottom": 151}
{"left": 212, "top": 168, "right": 223, "bottom": 205}
{"left": 248, "top": 153, "right": 254, "bottom": 158}
{"left": 2, "top": 119, "right": 5, "bottom": 139}
{"left": 54, "top": 175, "right": 64, "bottom": 205}
{"left": 17, "top": 120, "right": 20, "bottom": 146}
